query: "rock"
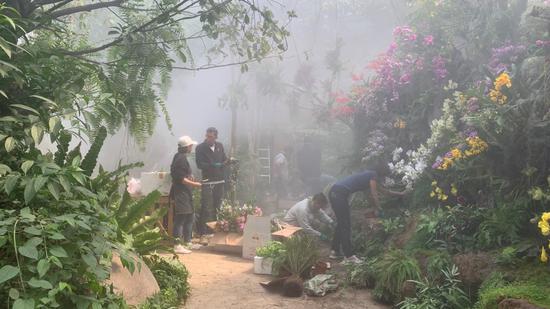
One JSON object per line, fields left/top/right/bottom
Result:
{"left": 453, "top": 252, "right": 494, "bottom": 294}
{"left": 520, "top": 56, "right": 547, "bottom": 88}
{"left": 498, "top": 298, "right": 545, "bottom": 309}
{"left": 106, "top": 253, "right": 160, "bottom": 306}
{"left": 401, "top": 280, "right": 416, "bottom": 299}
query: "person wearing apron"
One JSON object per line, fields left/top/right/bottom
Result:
{"left": 170, "top": 136, "right": 202, "bottom": 254}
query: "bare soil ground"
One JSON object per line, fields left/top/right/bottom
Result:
{"left": 176, "top": 248, "right": 388, "bottom": 309}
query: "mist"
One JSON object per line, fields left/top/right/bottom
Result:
{"left": 96, "top": 0, "right": 407, "bottom": 182}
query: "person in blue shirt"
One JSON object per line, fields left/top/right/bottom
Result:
{"left": 329, "top": 170, "right": 405, "bottom": 263}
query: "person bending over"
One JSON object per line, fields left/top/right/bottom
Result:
{"left": 284, "top": 193, "right": 334, "bottom": 240}
{"left": 329, "top": 170, "right": 405, "bottom": 263}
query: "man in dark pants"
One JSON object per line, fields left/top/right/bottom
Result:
{"left": 195, "top": 127, "right": 228, "bottom": 241}
{"left": 329, "top": 170, "right": 405, "bottom": 264}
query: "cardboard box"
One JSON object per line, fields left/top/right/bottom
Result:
{"left": 242, "top": 216, "right": 272, "bottom": 259}
{"left": 205, "top": 221, "right": 244, "bottom": 254}
{"left": 271, "top": 224, "right": 302, "bottom": 239}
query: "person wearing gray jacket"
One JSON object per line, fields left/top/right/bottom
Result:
{"left": 283, "top": 193, "right": 334, "bottom": 240}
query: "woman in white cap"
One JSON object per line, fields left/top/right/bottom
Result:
{"left": 170, "top": 136, "right": 202, "bottom": 254}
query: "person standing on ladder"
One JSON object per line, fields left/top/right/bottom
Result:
{"left": 196, "top": 127, "right": 228, "bottom": 242}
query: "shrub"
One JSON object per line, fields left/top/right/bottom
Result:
{"left": 398, "top": 265, "right": 471, "bottom": 309}
{"left": 475, "top": 202, "right": 525, "bottom": 249}
{"left": 373, "top": 250, "right": 422, "bottom": 303}
{"left": 345, "top": 258, "right": 378, "bottom": 288}
{"left": 426, "top": 251, "right": 452, "bottom": 280}
{"left": 140, "top": 254, "right": 190, "bottom": 309}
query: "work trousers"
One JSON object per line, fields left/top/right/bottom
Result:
{"left": 198, "top": 182, "right": 225, "bottom": 235}
{"left": 329, "top": 185, "right": 353, "bottom": 257}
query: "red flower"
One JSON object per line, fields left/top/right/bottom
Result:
{"left": 351, "top": 73, "right": 364, "bottom": 81}
{"left": 335, "top": 96, "right": 351, "bottom": 104}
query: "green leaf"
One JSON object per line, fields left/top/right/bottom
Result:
{"left": 0, "top": 116, "right": 17, "bottom": 122}
{"left": 0, "top": 265, "right": 19, "bottom": 284}
{"left": 25, "top": 237, "right": 42, "bottom": 247}
{"left": 0, "top": 39, "right": 12, "bottom": 58}
{"left": 37, "top": 259, "right": 50, "bottom": 278}
{"left": 23, "top": 226, "right": 41, "bottom": 235}
{"left": 9, "top": 288, "right": 19, "bottom": 300}
{"left": 31, "top": 95, "right": 58, "bottom": 107}
{"left": 49, "top": 117, "right": 60, "bottom": 134}
{"left": 48, "top": 232, "right": 65, "bottom": 240}
{"left": 0, "top": 164, "right": 11, "bottom": 175}
{"left": 28, "top": 277, "right": 53, "bottom": 289}
{"left": 49, "top": 246, "right": 68, "bottom": 258}
{"left": 4, "top": 175, "right": 19, "bottom": 194}
{"left": 51, "top": 256, "right": 62, "bottom": 268}
{"left": 58, "top": 175, "right": 71, "bottom": 192}
{"left": 21, "top": 161, "right": 34, "bottom": 174}
{"left": 24, "top": 179, "right": 36, "bottom": 204}
{"left": 18, "top": 243, "right": 38, "bottom": 259}
{"left": 82, "top": 252, "right": 97, "bottom": 268}
{"left": 19, "top": 208, "right": 35, "bottom": 221}
{"left": 5, "top": 136, "right": 15, "bottom": 152}
{"left": 31, "top": 125, "right": 44, "bottom": 145}
{"left": 10, "top": 104, "right": 39, "bottom": 115}
{"left": 13, "top": 298, "right": 34, "bottom": 309}
{"left": 71, "top": 155, "right": 81, "bottom": 168}
{"left": 34, "top": 175, "right": 48, "bottom": 192}
{"left": 47, "top": 182, "right": 60, "bottom": 200}
{"left": 74, "top": 186, "right": 96, "bottom": 198}
{"left": 0, "top": 89, "right": 7, "bottom": 98}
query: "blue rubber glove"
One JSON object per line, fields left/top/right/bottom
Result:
{"left": 212, "top": 162, "right": 223, "bottom": 168}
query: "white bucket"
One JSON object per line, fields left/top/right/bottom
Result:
{"left": 253, "top": 256, "right": 273, "bottom": 275}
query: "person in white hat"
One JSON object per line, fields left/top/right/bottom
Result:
{"left": 170, "top": 136, "right": 202, "bottom": 254}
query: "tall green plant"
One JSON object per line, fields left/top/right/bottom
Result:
{"left": 113, "top": 190, "right": 168, "bottom": 256}
{"left": 281, "top": 235, "right": 319, "bottom": 278}
{"left": 398, "top": 265, "right": 471, "bottom": 309}
{"left": 373, "top": 250, "right": 422, "bottom": 303}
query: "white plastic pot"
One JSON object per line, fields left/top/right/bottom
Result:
{"left": 253, "top": 256, "right": 273, "bottom": 275}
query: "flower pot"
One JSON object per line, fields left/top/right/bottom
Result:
{"left": 254, "top": 256, "right": 273, "bottom": 275}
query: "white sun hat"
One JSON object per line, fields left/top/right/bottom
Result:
{"left": 178, "top": 136, "right": 198, "bottom": 147}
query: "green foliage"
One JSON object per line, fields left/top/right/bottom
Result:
{"left": 352, "top": 225, "right": 386, "bottom": 258}
{"left": 140, "top": 254, "right": 190, "bottom": 309}
{"left": 256, "top": 241, "right": 285, "bottom": 258}
{"left": 425, "top": 251, "right": 452, "bottom": 280}
{"left": 475, "top": 267, "right": 550, "bottom": 309}
{"left": 373, "top": 250, "right": 422, "bottom": 302}
{"left": 381, "top": 216, "right": 405, "bottom": 235}
{"left": 408, "top": 206, "right": 482, "bottom": 253}
{"left": 398, "top": 265, "right": 471, "bottom": 309}
{"left": 345, "top": 258, "right": 378, "bottom": 288}
{"left": 81, "top": 127, "right": 107, "bottom": 176}
{"left": 280, "top": 235, "right": 319, "bottom": 278}
{"left": 475, "top": 281, "right": 550, "bottom": 309}
{"left": 475, "top": 202, "right": 525, "bottom": 249}
{"left": 496, "top": 247, "right": 520, "bottom": 267}
{"left": 113, "top": 190, "right": 167, "bottom": 256}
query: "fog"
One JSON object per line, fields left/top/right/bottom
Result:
{"left": 97, "top": 0, "right": 408, "bottom": 178}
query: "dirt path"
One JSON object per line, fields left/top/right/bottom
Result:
{"left": 176, "top": 248, "right": 388, "bottom": 309}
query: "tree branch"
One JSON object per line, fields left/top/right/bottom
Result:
{"left": 31, "top": 0, "right": 67, "bottom": 6}
{"left": 49, "top": 0, "right": 125, "bottom": 19}
{"left": 60, "top": 0, "right": 193, "bottom": 56}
